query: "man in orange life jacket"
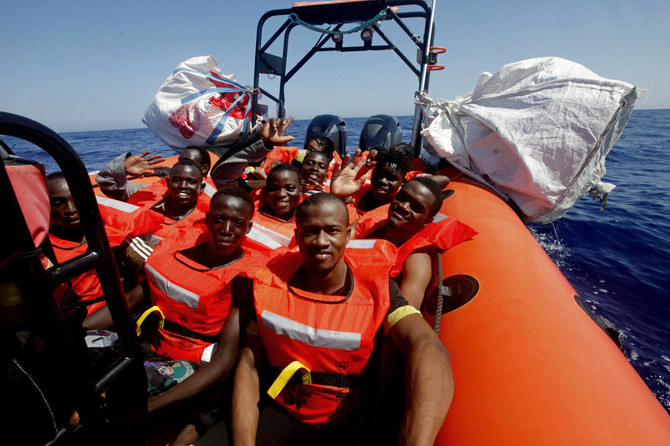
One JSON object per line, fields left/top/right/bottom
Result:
{"left": 300, "top": 150, "right": 329, "bottom": 195}
{"left": 355, "top": 176, "right": 477, "bottom": 309}
{"left": 46, "top": 172, "right": 145, "bottom": 328}
{"left": 332, "top": 146, "right": 450, "bottom": 215}
{"left": 116, "top": 159, "right": 210, "bottom": 272}
{"left": 138, "top": 187, "right": 269, "bottom": 445}
{"left": 232, "top": 193, "right": 453, "bottom": 445}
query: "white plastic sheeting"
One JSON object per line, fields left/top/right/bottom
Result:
{"left": 420, "top": 57, "right": 637, "bottom": 223}
{"left": 143, "top": 56, "right": 261, "bottom": 150}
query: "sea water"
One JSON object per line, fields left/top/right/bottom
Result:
{"left": 3, "top": 110, "right": 670, "bottom": 412}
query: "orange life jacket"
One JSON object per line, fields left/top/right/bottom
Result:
{"left": 49, "top": 233, "right": 106, "bottom": 315}
{"left": 250, "top": 209, "right": 296, "bottom": 248}
{"left": 48, "top": 197, "right": 163, "bottom": 316}
{"left": 349, "top": 171, "right": 426, "bottom": 216}
{"left": 354, "top": 203, "right": 478, "bottom": 276}
{"left": 96, "top": 195, "right": 164, "bottom": 245}
{"left": 253, "top": 239, "right": 396, "bottom": 425}
{"left": 262, "top": 146, "right": 300, "bottom": 169}
{"left": 126, "top": 177, "right": 217, "bottom": 214}
{"left": 145, "top": 237, "right": 268, "bottom": 363}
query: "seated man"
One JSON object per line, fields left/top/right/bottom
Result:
{"left": 232, "top": 193, "right": 453, "bottom": 445}
{"left": 299, "top": 149, "right": 329, "bottom": 195}
{"left": 293, "top": 135, "right": 340, "bottom": 173}
{"left": 144, "top": 160, "right": 204, "bottom": 221}
{"left": 135, "top": 187, "right": 271, "bottom": 444}
{"left": 355, "top": 177, "right": 477, "bottom": 308}
{"left": 332, "top": 149, "right": 411, "bottom": 215}
{"left": 332, "top": 147, "right": 449, "bottom": 216}
{"left": 46, "top": 172, "right": 145, "bottom": 329}
{"left": 102, "top": 160, "right": 212, "bottom": 280}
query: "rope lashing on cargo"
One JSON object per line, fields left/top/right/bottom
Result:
{"left": 289, "top": 8, "right": 388, "bottom": 35}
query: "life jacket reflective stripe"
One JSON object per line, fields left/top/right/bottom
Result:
{"left": 96, "top": 195, "right": 164, "bottom": 245}
{"left": 49, "top": 233, "right": 106, "bottom": 315}
{"left": 354, "top": 204, "right": 478, "bottom": 277}
{"left": 250, "top": 210, "right": 296, "bottom": 247}
{"left": 126, "top": 176, "right": 216, "bottom": 214}
{"left": 253, "top": 240, "right": 396, "bottom": 425}
{"left": 145, "top": 237, "right": 267, "bottom": 363}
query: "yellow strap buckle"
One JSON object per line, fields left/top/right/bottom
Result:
{"left": 135, "top": 305, "right": 165, "bottom": 336}
{"left": 267, "top": 361, "right": 312, "bottom": 400}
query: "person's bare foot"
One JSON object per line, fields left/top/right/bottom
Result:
{"left": 171, "top": 423, "right": 199, "bottom": 446}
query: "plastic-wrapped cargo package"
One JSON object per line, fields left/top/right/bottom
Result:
{"left": 143, "top": 56, "right": 263, "bottom": 150}
{"left": 420, "top": 57, "right": 637, "bottom": 223}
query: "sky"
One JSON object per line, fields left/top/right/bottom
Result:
{"left": 1, "top": 0, "right": 668, "bottom": 132}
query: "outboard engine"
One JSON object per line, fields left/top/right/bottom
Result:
{"left": 359, "top": 114, "right": 403, "bottom": 151}
{"left": 305, "top": 114, "right": 347, "bottom": 157}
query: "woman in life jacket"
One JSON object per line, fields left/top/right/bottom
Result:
{"left": 250, "top": 163, "right": 302, "bottom": 249}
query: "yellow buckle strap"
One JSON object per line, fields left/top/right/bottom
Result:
{"left": 267, "top": 361, "right": 312, "bottom": 400}
{"left": 136, "top": 305, "right": 165, "bottom": 336}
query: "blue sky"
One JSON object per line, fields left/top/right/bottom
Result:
{"left": 1, "top": 0, "right": 668, "bottom": 132}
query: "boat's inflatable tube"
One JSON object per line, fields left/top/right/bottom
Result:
{"left": 428, "top": 167, "right": 670, "bottom": 445}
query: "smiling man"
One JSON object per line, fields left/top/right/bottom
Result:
{"left": 128, "top": 186, "right": 273, "bottom": 445}
{"left": 232, "top": 193, "right": 453, "bottom": 446}
{"left": 355, "top": 177, "right": 477, "bottom": 308}
{"left": 300, "top": 150, "right": 329, "bottom": 194}
{"left": 141, "top": 187, "right": 265, "bottom": 365}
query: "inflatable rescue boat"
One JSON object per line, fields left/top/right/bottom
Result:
{"left": 3, "top": 1, "right": 670, "bottom": 445}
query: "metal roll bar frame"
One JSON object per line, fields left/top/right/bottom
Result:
{"left": 0, "top": 112, "right": 146, "bottom": 446}
{"left": 251, "top": 0, "right": 442, "bottom": 156}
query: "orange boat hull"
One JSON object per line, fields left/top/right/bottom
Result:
{"left": 430, "top": 168, "right": 670, "bottom": 444}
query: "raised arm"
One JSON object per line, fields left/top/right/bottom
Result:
{"left": 210, "top": 116, "right": 295, "bottom": 189}
{"left": 330, "top": 149, "right": 370, "bottom": 199}
{"left": 260, "top": 116, "right": 295, "bottom": 147}
{"left": 388, "top": 312, "right": 453, "bottom": 446}
{"left": 124, "top": 151, "right": 166, "bottom": 178}
{"left": 95, "top": 151, "right": 164, "bottom": 200}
